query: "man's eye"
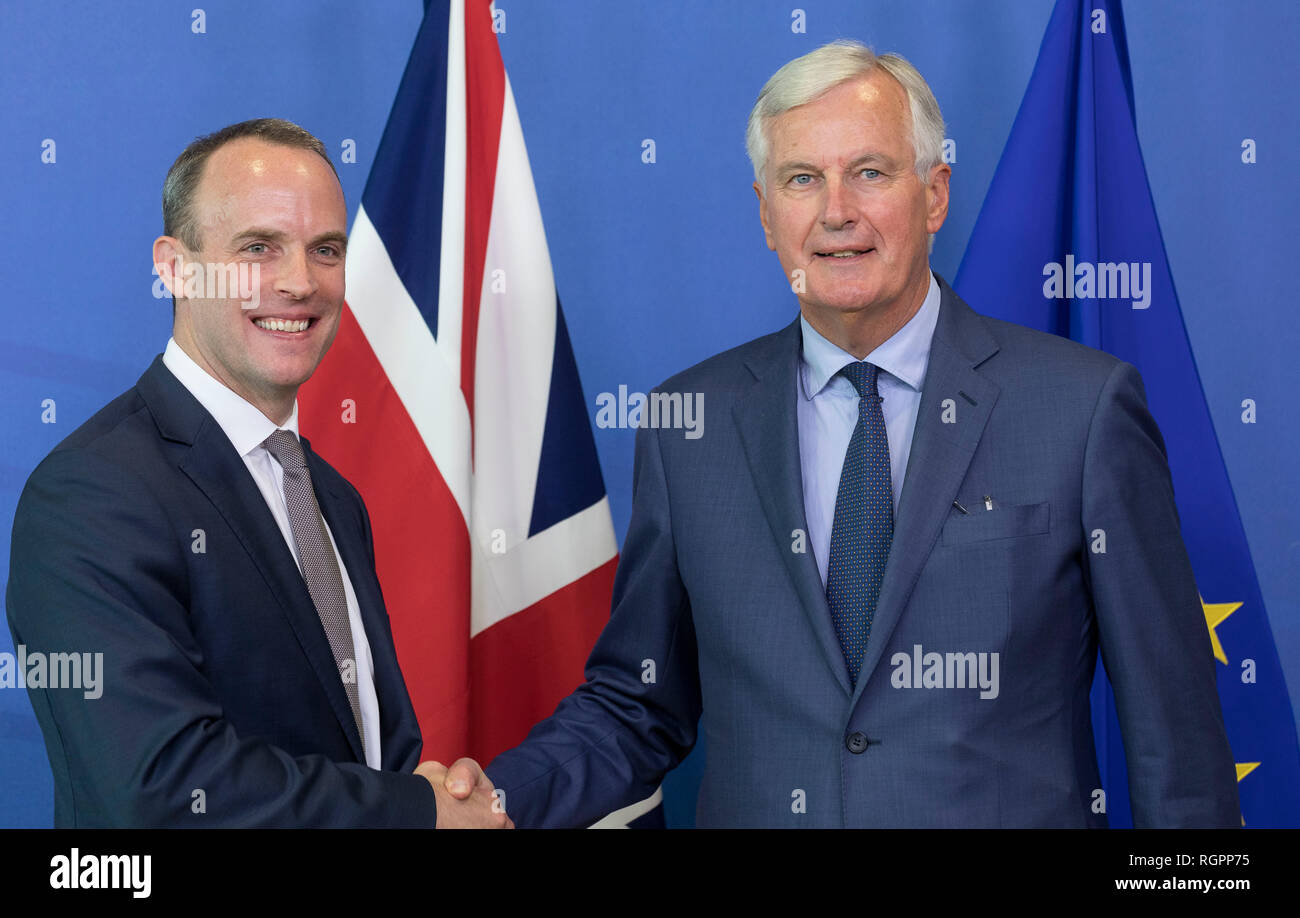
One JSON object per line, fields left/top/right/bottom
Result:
{"left": 316, "top": 246, "right": 340, "bottom": 257}
{"left": 791, "top": 174, "right": 813, "bottom": 186}
{"left": 861, "top": 168, "right": 881, "bottom": 179}
{"left": 245, "top": 243, "right": 268, "bottom": 254}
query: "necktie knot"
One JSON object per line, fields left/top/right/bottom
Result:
{"left": 263, "top": 429, "right": 306, "bottom": 469}
{"left": 838, "top": 361, "right": 881, "bottom": 400}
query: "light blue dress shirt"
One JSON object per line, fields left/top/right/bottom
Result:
{"left": 797, "top": 271, "right": 941, "bottom": 587}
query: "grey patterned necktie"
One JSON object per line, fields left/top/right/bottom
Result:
{"left": 262, "top": 429, "right": 366, "bottom": 757}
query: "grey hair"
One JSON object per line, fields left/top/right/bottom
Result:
{"left": 162, "top": 117, "right": 339, "bottom": 252}
{"left": 746, "top": 40, "right": 946, "bottom": 188}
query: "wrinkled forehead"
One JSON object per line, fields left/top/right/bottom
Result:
{"left": 767, "top": 72, "right": 913, "bottom": 163}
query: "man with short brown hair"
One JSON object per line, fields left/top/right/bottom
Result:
{"left": 7, "top": 119, "right": 509, "bottom": 828}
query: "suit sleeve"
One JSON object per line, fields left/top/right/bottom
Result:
{"left": 5, "top": 448, "right": 439, "bottom": 828}
{"left": 1080, "top": 361, "right": 1240, "bottom": 827}
{"left": 484, "top": 420, "right": 703, "bottom": 828}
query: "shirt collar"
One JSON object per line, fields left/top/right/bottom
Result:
{"left": 162, "top": 337, "right": 300, "bottom": 456}
{"left": 799, "top": 270, "right": 941, "bottom": 400}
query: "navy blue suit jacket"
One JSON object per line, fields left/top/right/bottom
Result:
{"left": 486, "top": 274, "right": 1240, "bottom": 828}
{"left": 6, "top": 357, "right": 438, "bottom": 827}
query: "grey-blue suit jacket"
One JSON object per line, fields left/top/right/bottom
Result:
{"left": 486, "top": 273, "right": 1240, "bottom": 828}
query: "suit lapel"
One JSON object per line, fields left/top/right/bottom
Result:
{"left": 734, "top": 320, "right": 853, "bottom": 696}
{"left": 851, "top": 278, "right": 1001, "bottom": 700}
{"left": 137, "top": 358, "right": 368, "bottom": 762}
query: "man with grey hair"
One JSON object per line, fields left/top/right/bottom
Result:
{"left": 8, "top": 118, "right": 510, "bottom": 828}
{"left": 444, "top": 40, "right": 1239, "bottom": 827}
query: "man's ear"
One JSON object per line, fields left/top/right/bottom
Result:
{"left": 924, "top": 163, "right": 952, "bottom": 235}
{"left": 153, "top": 236, "right": 187, "bottom": 300}
{"left": 754, "top": 181, "right": 776, "bottom": 251}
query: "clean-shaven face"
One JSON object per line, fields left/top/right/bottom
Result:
{"left": 756, "top": 69, "right": 949, "bottom": 325}
{"left": 170, "top": 137, "right": 348, "bottom": 415}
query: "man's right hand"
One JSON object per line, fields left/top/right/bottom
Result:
{"left": 416, "top": 760, "right": 514, "bottom": 829}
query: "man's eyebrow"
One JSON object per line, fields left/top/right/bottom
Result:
{"left": 847, "top": 152, "right": 900, "bottom": 169}
{"left": 229, "top": 227, "right": 287, "bottom": 246}
{"left": 309, "top": 231, "right": 349, "bottom": 251}
{"left": 227, "top": 228, "right": 348, "bottom": 251}
{"left": 774, "top": 161, "right": 822, "bottom": 176}
{"left": 773, "top": 152, "right": 900, "bottom": 177}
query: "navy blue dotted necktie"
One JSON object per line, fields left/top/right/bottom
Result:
{"left": 825, "top": 361, "right": 893, "bottom": 687}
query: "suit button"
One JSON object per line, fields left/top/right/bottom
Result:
{"left": 846, "top": 732, "right": 870, "bottom": 754}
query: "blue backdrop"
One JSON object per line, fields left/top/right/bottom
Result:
{"left": 1, "top": 0, "right": 1295, "bottom": 828}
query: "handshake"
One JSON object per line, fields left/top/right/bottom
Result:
{"left": 415, "top": 758, "right": 515, "bottom": 829}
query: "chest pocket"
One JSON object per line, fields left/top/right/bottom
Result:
{"left": 941, "top": 500, "right": 1050, "bottom": 546}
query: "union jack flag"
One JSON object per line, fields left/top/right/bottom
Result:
{"left": 299, "top": 0, "right": 651, "bottom": 822}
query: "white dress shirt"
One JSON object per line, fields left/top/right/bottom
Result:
{"left": 797, "top": 271, "right": 942, "bottom": 586}
{"left": 162, "top": 338, "right": 383, "bottom": 768}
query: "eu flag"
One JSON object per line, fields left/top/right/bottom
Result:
{"left": 955, "top": 0, "right": 1300, "bottom": 827}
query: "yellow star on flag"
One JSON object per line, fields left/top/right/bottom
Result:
{"left": 1202, "top": 595, "right": 1243, "bottom": 665}
{"left": 1236, "top": 763, "right": 1259, "bottom": 826}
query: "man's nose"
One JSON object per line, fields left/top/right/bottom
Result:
{"left": 275, "top": 247, "right": 317, "bottom": 300}
{"left": 820, "top": 174, "right": 858, "bottom": 230}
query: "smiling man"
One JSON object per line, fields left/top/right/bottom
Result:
{"left": 442, "top": 41, "right": 1240, "bottom": 827}
{"left": 6, "top": 119, "right": 509, "bottom": 828}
